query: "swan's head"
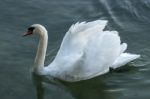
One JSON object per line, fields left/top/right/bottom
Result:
{"left": 23, "top": 24, "right": 47, "bottom": 37}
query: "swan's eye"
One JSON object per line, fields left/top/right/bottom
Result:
{"left": 23, "top": 27, "right": 35, "bottom": 36}
{"left": 28, "top": 27, "right": 35, "bottom": 32}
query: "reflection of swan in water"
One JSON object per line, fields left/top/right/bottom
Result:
{"left": 32, "top": 73, "right": 75, "bottom": 99}
{"left": 24, "top": 20, "right": 140, "bottom": 82}
{"left": 32, "top": 74, "right": 44, "bottom": 99}
{"left": 32, "top": 73, "right": 114, "bottom": 99}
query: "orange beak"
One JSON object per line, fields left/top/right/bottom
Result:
{"left": 23, "top": 30, "right": 33, "bottom": 36}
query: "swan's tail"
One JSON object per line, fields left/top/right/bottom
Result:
{"left": 110, "top": 53, "right": 140, "bottom": 69}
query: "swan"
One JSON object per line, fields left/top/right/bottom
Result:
{"left": 23, "top": 20, "right": 140, "bottom": 82}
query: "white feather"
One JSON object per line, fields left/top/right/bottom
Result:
{"left": 30, "top": 20, "right": 140, "bottom": 82}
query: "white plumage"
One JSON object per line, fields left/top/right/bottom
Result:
{"left": 24, "top": 20, "right": 140, "bottom": 82}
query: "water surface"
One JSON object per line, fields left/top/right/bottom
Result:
{"left": 0, "top": 0, "right": 150, "bottom": 99}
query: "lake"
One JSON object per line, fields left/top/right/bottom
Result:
{"left": 0, "top": 0, "right": 150, "bottom": 99}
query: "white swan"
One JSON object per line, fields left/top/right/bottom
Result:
{"left": 23, "top": 20, "right": 140, "bottom": 82}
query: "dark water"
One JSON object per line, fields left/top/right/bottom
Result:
{"left": 0, "top": 0, "right": 150, "bottom": 99}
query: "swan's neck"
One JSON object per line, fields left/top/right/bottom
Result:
{"left": 33, "top": 31, "right": 48, "bottom": 74}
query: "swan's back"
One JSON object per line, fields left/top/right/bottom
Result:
{"left": 46, "top": 20, "right": 140, "bottom": 82}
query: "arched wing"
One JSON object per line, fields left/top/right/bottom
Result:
{"left": 53, "top": 20, "right": 108, "bottom": 63}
